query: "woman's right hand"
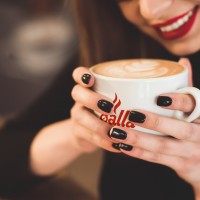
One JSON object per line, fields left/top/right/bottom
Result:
{"left": 30, "top": 66, "right": 119, "bottom": 176}
{"left": 71, "top": 67, "right": 120, "bottom": 154}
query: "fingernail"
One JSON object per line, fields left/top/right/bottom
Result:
{"left": 97, "top": 100, "right": 113, "bottom": 113}
{"left": 157, "top": 96, "right": 172, "bottom": 107}
{"left": 112, "top": 143, "right": 120, "bottom": 150}
{"left": 82, "top": 74, "right": 91, "bottom": 84}
{"left": 119, "top": 143, "right": 133, "bottom": 151}
{"left": 128, "top": 111, "right": 146, "bottom": 123}
{"left": 110, "top": 128, "right": 127, "bottom": 140}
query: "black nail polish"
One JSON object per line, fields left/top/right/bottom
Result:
{"left": 157, "top": 96, "right": 172, "bottom": 107}
{"left": 98, "top": 100, "right": 113, "bottom": 113}
{"left": 128, "top": 111, "right": 146, "bottom": 123}
{"left": 110, "top": 128, "right": 127, "bottom": 140}
{"left": 119, "top": 143, "right": 133, "bottom": 151}
{"left": 82, "top": 74, "right": 91, "bottom": 84}
{"left": 112, "top": 143, "right": 120, "bottom": 150}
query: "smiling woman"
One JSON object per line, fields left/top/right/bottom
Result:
{"left": 1, "top": 0, "right": 200, "bottom": 199}
{"left": 117, "top": 0, "right": 200, "bottom": 55}
{"left": 69, "top": 0, "right": 200, "bottom": 200}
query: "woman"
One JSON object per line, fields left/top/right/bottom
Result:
{"left": 69, "top": 0, "right": 200, "bottom": 199}
{"left": 1, "top": 0, "right": 200, "bottom": 199}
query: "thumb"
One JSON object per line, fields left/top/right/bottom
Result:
{"left": 178, "top": 57, "right": 193, "bottom": 87}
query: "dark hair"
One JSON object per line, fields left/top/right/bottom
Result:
{"left": 70, "top": 0, "right": 174, "bottom": 66}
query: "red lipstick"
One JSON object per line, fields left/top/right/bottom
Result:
{"left": 152, "top": 6, "right": 199, "bottom": 40}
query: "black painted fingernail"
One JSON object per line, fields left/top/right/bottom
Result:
{"left": 119, "top": 143, "right": 133, "bottom": 151}
{"left": 157, "top": 96, "right": 172, "bottom": 107}
{"left": 128, "top": 111, "right": 146, "bottom": 123}
{"left": 98, "top": 100, "right": 113, "bottom": 113}
{"left": 112, "top": 143, "right": 120, "bottom": 150}
{"left": 82, "top": 74, "right": 91, "bottom": 84}
{"left": 110, "top": 128, "right": 127, "bottom": 140}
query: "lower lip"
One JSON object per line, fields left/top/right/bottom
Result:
{"left": 155, "top": 6, "right": 199, "bottom": 40}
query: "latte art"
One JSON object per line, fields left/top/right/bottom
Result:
{"left": 92, "top": 59, "right": 184, "bottom": 78}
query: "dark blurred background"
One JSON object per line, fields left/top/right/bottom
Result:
{"left": 0, "top": 0, "right": 77, "bottom": 119}
{"left": 0, "top": 1, "right": 102, "bottom": 200}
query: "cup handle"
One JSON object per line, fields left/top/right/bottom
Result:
{"left": 175, "top": 87, "right": 200, "bottom": 122}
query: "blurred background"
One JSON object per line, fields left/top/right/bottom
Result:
{"left": 0, "top": 0, "right": 102, "bottom": 199}
{"left": 0, "top": 0, "right": 77, "bottom": 119}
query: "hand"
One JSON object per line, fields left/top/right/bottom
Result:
{"left": 30, "top": 66, "right": 120, "bottom": 176}
{"left": 71, "top": 67, "right": 121, "bottom": 153}
{"left": 107, "top": 58, "right": 200, "bottom": 192}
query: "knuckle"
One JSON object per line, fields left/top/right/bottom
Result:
{"left": 71, "top": 106, "right": 82, "bottom": 123}
{"left": 182, "top": 96, "right": 192, "bottom": 111}
{"left": 150, "top": 153, "right": 160, "bottom": 162}
{"left": 133, "top": 148, "right": 144, "bottom": 158}
{"left": 149, "top": 115, "right": 160, "bottom": 130}
{"left": 91, "top": 134, "right": 101, "bottom": 144}
{"left": 91, "top": 121, "right": 104, "bottom": 133}
{"left": 100, "top": 138, "right": 109, "bottom": 146}
{"left": 71, "top": 85, "right": 79, "bottom": 101}
{"left": 182, "top": 125, "right": 194, "bottom": 140}
{"left": 176, "top": 95, "right": 185, "bottom": 109}
{"left": 189, "top": 149, "right": 200, "bottom": 164}
{"left": 92, "top": 123, "right": 101, "bottom": 133}
{"left": 176, "top": 95, "right": 192, "bottom": 111}
{"left": 156, "top": 139, "right": 169, "bottom": 154}
{"left": 99, "top": 124, "right": 110, "bottom": 136}
{"left": 86, "top": 90, "right": 96, "bottom": 101}
{"left": 130, "top": 133, "right": 139, "bottom": 145}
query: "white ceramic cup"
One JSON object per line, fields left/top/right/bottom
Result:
{"left": 90, "top": 59, "right": 200, "bottom": 135}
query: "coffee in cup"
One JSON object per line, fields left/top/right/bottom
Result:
{"left": 92, "top": 59, "right": 184, "bottom": 79}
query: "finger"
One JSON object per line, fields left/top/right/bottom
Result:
{"left": 156, "top": 93, "right": 196, "bottom": 113}
{"left": 109, "top": 127, "right": 189, "bottom": 158}
{"left": 120, "top": 146, "right": 185, "bottom": 172}
{"left": 71, "top": 103, "right": 112, "bottom": 139}
{"left": 71, "top": 85, "right": 114, "bottom": 114}
{"left": 74, "top": 122, "right": 120, "bottom": 153}
{"left": 128, "top": 110, "right": 200, "bottom": 142}
{"left": 193, "top": 117, "right": 200, "bottom": 124}
{"left": 72, "top": 67, "right": 94, "bottom": 87}
{"left": 178, "top": 58, "right": 193, "bottom": 86}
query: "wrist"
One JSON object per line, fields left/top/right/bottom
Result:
{"left": 30, "top": 119, "right": 83, "bottom": 176}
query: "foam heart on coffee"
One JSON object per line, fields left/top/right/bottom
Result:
{"left": 92, "top": 59, "right": 184, "bottom": 79}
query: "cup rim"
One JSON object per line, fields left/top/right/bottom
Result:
{"left": 90, "top": 59, "right": 188, "bottom": 82}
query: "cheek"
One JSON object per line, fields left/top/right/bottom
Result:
{"left": 119, "top": 2, "right": 144, "bottom": 26}
{"left": 190, "top": 0, "right": 200, "bottom": 4}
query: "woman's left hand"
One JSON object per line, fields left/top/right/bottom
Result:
{"left": 109, "top": 97, "right": 200, "bottom": 186}
{"left": 108, "top": 58, "right": 200, "bottom": 192}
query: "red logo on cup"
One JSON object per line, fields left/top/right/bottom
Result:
{"left": 100, "top": 93, "right": 135, "bottom": 128}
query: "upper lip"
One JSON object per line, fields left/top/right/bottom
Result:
{"left": 151, "top": 6, "right": 196, "bottom": 28}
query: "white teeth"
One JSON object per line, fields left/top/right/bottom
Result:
{"left": 159, "top": 9, "right": 194, "bottom": 32}
{"left": 188, "top": 11, "right": 193, "bottom": 17}
{"left": 177, "top": 19, "right": 184, "bottom": 26}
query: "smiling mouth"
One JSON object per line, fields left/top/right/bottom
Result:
{"left": 152, "top": 6, "right": 199, "bottom": 40}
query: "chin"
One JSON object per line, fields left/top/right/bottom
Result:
{"left": 163, "top": 41, "right": 200, "bottom": 56}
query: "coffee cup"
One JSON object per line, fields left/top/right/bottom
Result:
{"left": 90, "top": 59, "right": 200, "bottom": 135}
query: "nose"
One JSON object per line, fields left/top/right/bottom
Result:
{"left": 139, "top": 0, "right": 174, "bottom": 20}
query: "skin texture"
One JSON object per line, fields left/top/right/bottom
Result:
{"left": 70, "top": 1, "right": 200, "bottom": 196}
{"left": 30, "top": 1, "right": 200, "bottom": 199}
{"left": 117, "top": 0, "right": 200, "bottom": 55}
{"left": 70, "top": 58, "right": 200, "bottom": 199}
